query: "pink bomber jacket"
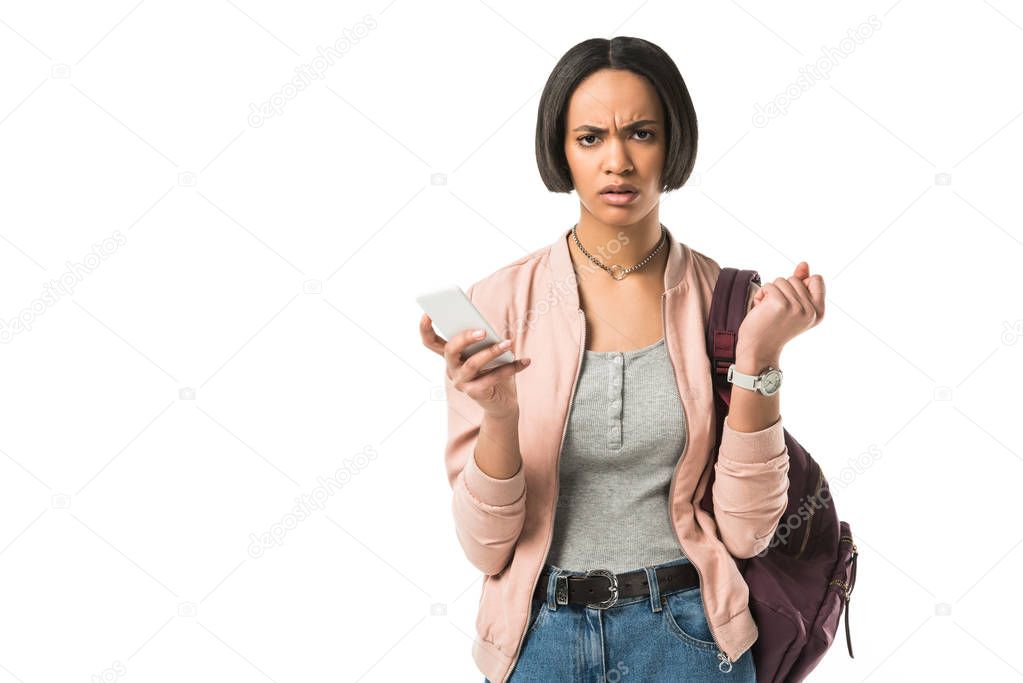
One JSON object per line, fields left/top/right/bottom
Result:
{"left": 443, "top": 223, "right": 791, "bottom": 682}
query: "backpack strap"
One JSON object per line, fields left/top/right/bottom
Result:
{"left": 698, "top": 267, "right": 762, "bottom": 519}
{"left": 706, "top": 267, "right": 762, "bottom": 393}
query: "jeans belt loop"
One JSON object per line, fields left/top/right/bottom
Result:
{"left": 644, "top": 565, "right": 662, "bottom": 612}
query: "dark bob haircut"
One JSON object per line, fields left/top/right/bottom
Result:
{"left": 535, "top": 36, "right": 698, "bottom": 193}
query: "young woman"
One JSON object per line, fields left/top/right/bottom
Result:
{"left": 419, "top": 36, "right": 825, "bottom": 682}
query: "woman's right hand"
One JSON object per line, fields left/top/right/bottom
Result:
{"left": 419, "top": 314, "right": 531, "bottom": 418}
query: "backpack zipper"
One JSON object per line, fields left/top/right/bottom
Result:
{"left": 832, "top": 537, "right": 858, "bottom": 658}
{"left": 794, "top": 468, "right": 824, "bottom": 560}
{"left": 504, "top": 307, "right": 586, "bottom": 682}
{"left": 832, "top": 536, "right": 859, "bottom": 596}
{"left": 661, "top": 290, "right": 734, "bottom": 674}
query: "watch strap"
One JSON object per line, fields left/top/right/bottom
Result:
{"left": 726, "top": 364, "right": 758, "bottom": 391}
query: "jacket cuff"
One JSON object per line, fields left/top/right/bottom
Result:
{"left": 462, "top": 447, "right": 526, "bottom": 507}
{"left": 720, "top": 415, "right": 786, "bottom": 464}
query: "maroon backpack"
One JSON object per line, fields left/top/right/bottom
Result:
{"left": 699, "top": 267, "right": 859, "bottom": 682}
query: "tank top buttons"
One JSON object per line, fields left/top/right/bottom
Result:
{"left": 608, "top": 352, "right": 624, "bottom": 451}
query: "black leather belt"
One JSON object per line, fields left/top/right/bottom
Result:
{"left": 533, "top": 562, "right": 699, "bottom": 609}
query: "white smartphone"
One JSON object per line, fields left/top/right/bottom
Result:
{"left": 416, "top": 284, "right": 517, "bottom": 372}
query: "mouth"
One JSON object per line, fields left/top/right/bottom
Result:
{"left": 599, "top": 183, "right": 639, "bottom": 196}
{"left": 599, "top": 185, "right": 640, "bottom": 206}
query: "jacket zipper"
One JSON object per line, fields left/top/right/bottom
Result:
{"left": 504, "top": 307, "right": 587, "bottom": 682}
{"left": 661, "top": 291, "right": 734, "bottom": 674}
{"left": 794, "top": 468, "right": 824, "bottom": 560}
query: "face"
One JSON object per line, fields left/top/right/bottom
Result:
{"left": 563, "top": 68, "right": 665, "bottom": 223}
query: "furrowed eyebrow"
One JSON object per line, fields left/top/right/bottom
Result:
{"left": 572, "top": 119, "right": 658, "bottom": 134}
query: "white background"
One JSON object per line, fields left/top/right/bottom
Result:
{"left": 1, "top": 1, "right": 1021, "bottom": 681}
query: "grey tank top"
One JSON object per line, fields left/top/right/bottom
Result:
{"left": 546, "top": 336, "right": 688, "bottom": 574}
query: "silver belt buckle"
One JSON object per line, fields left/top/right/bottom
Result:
{"left": 584, "top": 568, "right": 619, "bottom": 609}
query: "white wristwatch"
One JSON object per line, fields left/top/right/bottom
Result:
{"left": 727, "top": 364, "right": 783, "bottom": 396}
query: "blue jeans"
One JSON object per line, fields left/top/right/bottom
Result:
{"left": 485, "top": 555, "right": 756, "bottom": 682}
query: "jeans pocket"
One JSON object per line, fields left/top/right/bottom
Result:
{"left": 661, "top": 588, "right": 718, "bottom": 652}
{"left": 525, "top": 595, "right": 547, "bottom": 636}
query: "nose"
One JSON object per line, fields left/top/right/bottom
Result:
{"left": 602, "top": 134, "right": 633, "bottom": 175}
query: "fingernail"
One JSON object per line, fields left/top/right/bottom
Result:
{"left": 498, "top": 339, "right": 511, "bottom": 349}
{"left": 522, "top": 358, "right": 531, "bottom": 366}
{"left": 474, "top": 329, "right": 485, "bottom": 338}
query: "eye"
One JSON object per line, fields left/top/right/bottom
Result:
{"left": 576, "top": 130, "right": 655, "bottom": 148}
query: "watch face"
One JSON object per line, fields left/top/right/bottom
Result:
{"left": 761, "top": 370, "right": 782, "bottom": 395}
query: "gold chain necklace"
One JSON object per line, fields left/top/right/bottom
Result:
{"left": 571, "top": 223, "right": 667, "bottom": 281}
